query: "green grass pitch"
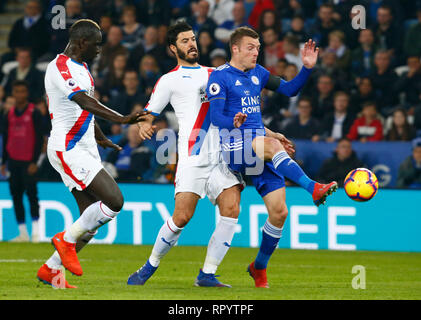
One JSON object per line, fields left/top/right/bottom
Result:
{"left": 0, "top": 242, "right": 420, "bottom": 300}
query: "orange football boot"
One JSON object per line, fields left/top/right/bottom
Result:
{"left": 247, "top": 261, "right": 269, "bottom": 288}
{"left": 37, "top": 264, "right": 77, "bottom": 289}
{"left": 51, "top": 231, "right": 83, "bottom": 276}
{"left": 312, "top": 181, "right": 338, "bottom": 206}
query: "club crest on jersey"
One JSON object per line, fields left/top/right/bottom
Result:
{"left": 65, "top": 78, "right": 77, "bottom": 89}
{"left": 251, "top": 76, "right": 259, "bottom": 85}
{"left": 209, "top": 83, "right": 220, "bottom": 95}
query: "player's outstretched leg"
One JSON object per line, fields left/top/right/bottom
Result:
{"left": 253, "top": 136, "right": 338, "bottom": 206}
{"left": 128, "top": 192, "right": 198, "bottom": 285}
{"left": 127, "top": 218, "right": 182, "bottom": 285}
{"left": 247, "top": 188, "right": 287, "bottom": 288}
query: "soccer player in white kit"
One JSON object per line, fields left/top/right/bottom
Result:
{"left": 127, "top": 22, "right": 243, "bottom": 287}
{"left": 36, "top": 19, "right": 149, "bottom": 288}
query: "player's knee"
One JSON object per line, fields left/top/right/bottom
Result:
{"left": 172, "top": 214, "right": 191, "bottom": 228}
{"left": 270, "top": 204, "right": 288, "bottom": 225}
{"left": 265, "top": 137, "right": 283, "bottom": 157}
{"left": 219, "top": 201, "right": 240, "bottom": 219}
{"left": 108, "top": 192, "right": 124, "bottom": 212}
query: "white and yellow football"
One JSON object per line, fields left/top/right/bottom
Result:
{"left": 344, "top": 168, "right": 379, "bottom": 202}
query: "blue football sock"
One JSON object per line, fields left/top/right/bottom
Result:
{"left": 272, "top": 151, "right": 316, "bottom": 194}
{"left": 254, "top": 220, "right": 283, "bottom": 270}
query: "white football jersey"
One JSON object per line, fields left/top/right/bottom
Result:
{"left": 45, "top": 54, "right": 96, "bottom": 152}
{"left": 145, "top": 65, "right": 220, "bottom": 166}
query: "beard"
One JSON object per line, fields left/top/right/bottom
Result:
{"left": 177, "top": 46, "right": 199, "bottom": 64}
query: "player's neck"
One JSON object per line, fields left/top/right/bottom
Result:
{"left": 177, "top": 59, "right": 199, "bottom": 68}
{"left": 229, "top": 60, "right": 247, "bottom": 72}
{"left": 63, "top": 44, "right": 84, "bottom": 64}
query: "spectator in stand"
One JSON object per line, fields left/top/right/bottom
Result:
{"left": 318, "top": 138, "right": 365, "bottom": 187}
{"left": 41, "top": 0, "right": 85, "bottom": 62}
{"left": 170, "top": 0, "right": 192, "bottom": 20}
{"left": 136, "top": 0, "right": 171, "bottom": 27}
{"left": 349, "top": 77, "right": 378, "bottom": 115}
{"left": 210, "top": 48, "right": 228, "bottom": 68}
{"left": 306, "top": 50, "right": 348, "bottom": 93}
{"left": 403, "top": 8, "right": 421, "bottom": 58}
{"left": 187, "top": 0, "right": 217, "bottom": 36}
{"left": 351, "top": 28, "right": 378, "bottom": 79}
{"left": 261, "top": 28, "right": 285, "bottom": 74}
{"left": 308, "top": 3, "right": 338, "bottom": 48}
{"left": 372, "top": 4, "right": 402, "bottom": 64}
{"left": 97, "top": 52, "right": 128, "bottom": 102}
{"left": 138, "top": 55, "right": 161, "bottom": 97}
{"left": 313, "top": 91, "right": 355, "bottom": 143}
{"left": 95, "top": 25, "right": 128, "bottom": 77}
{"left": 369, "top": 49, "right": 399, "bottom": 115}
{"left": 347, "top": 101, "right": 384, "bottom": 142}
{"left": 81, "top": 0, "right": 111, "bottom": 23}
{"left": 283, "top": 96, "right": 320, "bottom": 140}
{"left": 0, "top": 48, "right": 44, "bottom": 103}
{"left": 142, "top": 26, "right": 168, "bottom": 69}
{"left": 415, "top": 102, "right": 421, "bottom": 134}
{"left": 0, "top": 96, "right": 15, "bottom": 115}
{"left": 257, "top": 9, "right": 282, "bottom": 36}
{"left": 207, "top": 0, "right": 235, "bottom": 26}
{"left": 1, "top": 80, "right": 45, "bottom": 242}
{"left": 198, "top": 30, "right": 216, "bottom": 67}
{"left": 247, "top": 0, "right": 275, "bottom": 30}
{"left": 108, "top": 70, "right": 147, "bottom": 118}
{"left": 105, "top": 124, "right": 154, "bottom": 182}
{"left": 309, "top": 74, "right": 335, "bottom": 120}
{"left": 99, "top": 15, "right": 113, "bottom": 39}
{"left": 120, "top": 5, "right": 145, "bottom": 51}
{"left": 282, "top": 34, "right": 302, "bottom": 69}
{"left": 325, "top": 30, "right": 351, "bottom": 71}
{"left": 214, "top": 1, "right": 250, "bottom": 46}
{"left": 283, "top": 15, "right": 307, "bottom": 44}
{"left": 385, "top": 107, "right": 416, "bottom": 141}
{"left": 4, "top": 0, "right": 50, "bottom": 64}
{"left": 394, "top": 56, "right": 421, "bottom": 110}
{"left": 397, "top": 137, "right": 421, "bottom": 188}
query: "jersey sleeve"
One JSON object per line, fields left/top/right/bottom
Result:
{"left": 51, "top": 58, "right": 87, "bottom": 100}
{"left": 207, "top": 70, "right": 226, "bottom": 102}
{"left": 257, "top": 64, "right": 270, "bottom": 90}
{"left": 144, "top": 75, "right": 171, "bottom": 116}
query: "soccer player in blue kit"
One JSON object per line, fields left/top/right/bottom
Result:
{"left": 207, "top": 27, "right": 338, "bottom": 288}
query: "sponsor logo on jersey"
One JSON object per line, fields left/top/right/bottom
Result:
{"left": 251, "top": 76, "right": 259, "bottom": 85}
{"left": 209, "top": 83, "right": 220, "bottom": 95}
{"left": 241, "top": 95, "right": 261, "bottom": 114}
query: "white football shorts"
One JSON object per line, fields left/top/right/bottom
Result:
{"left": 47, "top": 146, "right": 103, "bottom": 192}
{"left": 174, "top": 162, "right": 244, "bottom": 205}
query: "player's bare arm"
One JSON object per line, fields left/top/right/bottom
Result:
{"left": 137, "top": 113, "right": 157, "bottom": 140}
{"left": 94, "top": 121, "right": 122, "bottom": 151}
{"left": 72, "top": 91, "right": 149, "bottom": 124}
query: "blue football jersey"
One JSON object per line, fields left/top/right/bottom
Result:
{"left": 207, "top": 63, "right": 270, "bottom": 132}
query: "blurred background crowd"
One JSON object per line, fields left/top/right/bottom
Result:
{"left": 0, "top": 0, "right": 421, "bottom": 188}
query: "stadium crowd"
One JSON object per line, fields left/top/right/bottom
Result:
{"left": 0, "top": 0, "right": 421, "bottom": 188}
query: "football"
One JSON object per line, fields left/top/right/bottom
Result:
{"left": 344, "top": 168, "right": 379, "bottom": 202}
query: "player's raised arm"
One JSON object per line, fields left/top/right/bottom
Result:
{"left": 71, "top": 91, "right": 149, "bottom": 124}
{"left": 264, "top": 39, "right": 319, "bottom": 97}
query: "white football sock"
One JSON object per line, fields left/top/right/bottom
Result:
{"left": 64, "top": 201, "right": 119, "bottom": 243}
{"left": 202, "top": 216, "right": 238, "bottom": 274}
{"left": 31, "top": 220, "right": 39, "bottom": 237}
{"left": 46, "top": 230, "right": 97, "bottom": 270}
{"left": 18, "top": 223, "right": 28, "bottom": 237}
{"left": 149, "top": 218, "right": 183, "bottom": 267}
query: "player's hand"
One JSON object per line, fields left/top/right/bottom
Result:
{"left": 275, "top": 133, "right": 295, "bottom": 157}
{"left": 138, "top": 121, "right": 157, "bottom": 140}
{"left": 122, "top": 110, "right": 151, "bottom": 124}
{"left": 301, "top": 39, "right": 319, "bottom": 69}
{"left": 96, "top": 138, "right": 122, "bottom": 151}
{"left": 234, "top": 112, "right": 247, "bottom": 128}
{"left": 27, "top": 163, "right": 38, "bottom": 175}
